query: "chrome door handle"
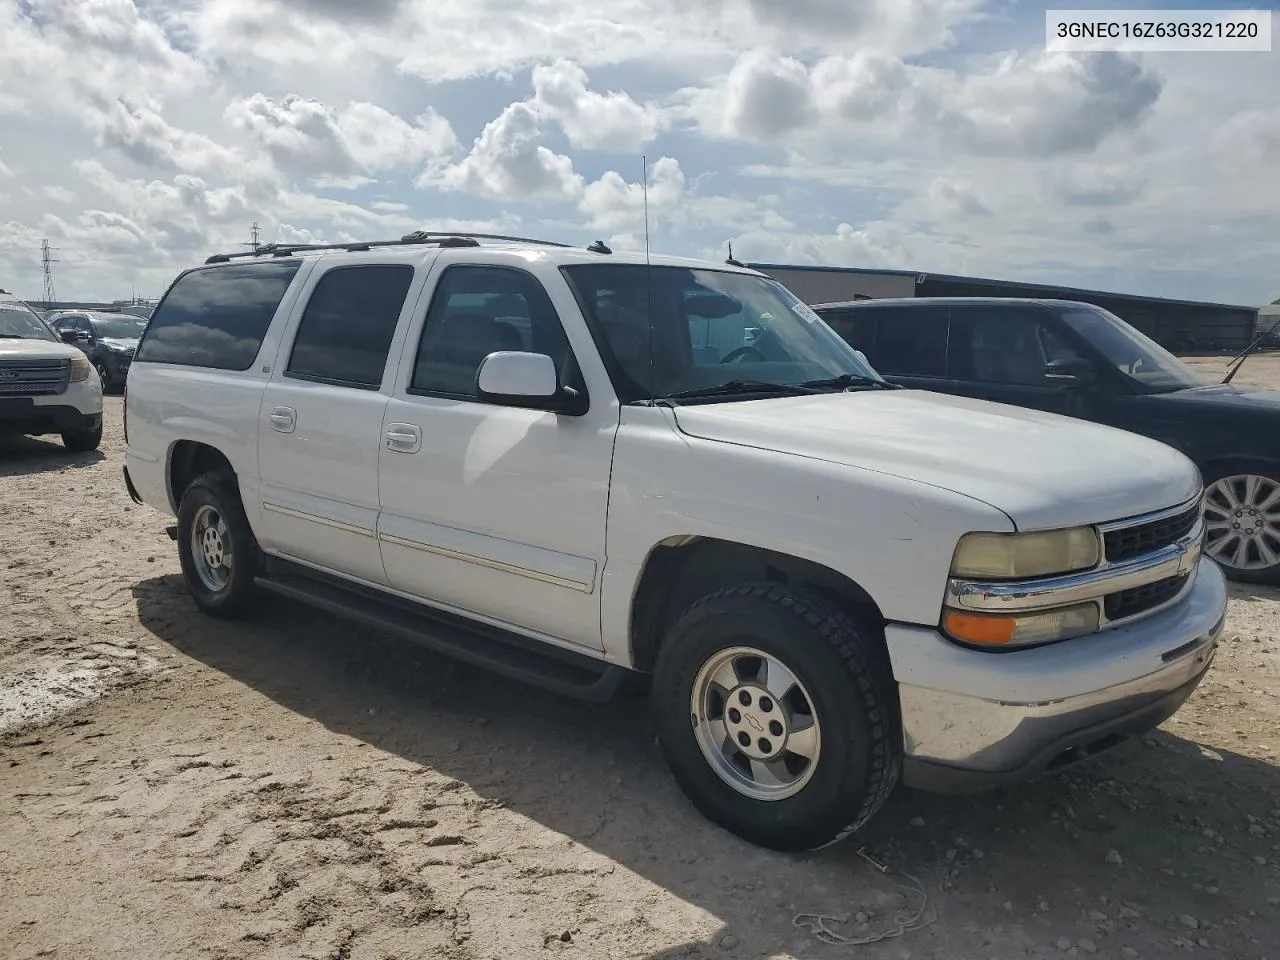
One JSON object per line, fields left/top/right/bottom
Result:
{"left": 385, "top": 423, "right": 422, "bottom": 454}
{"left": 268, "top": 406, "right": 296, "bottom": 433}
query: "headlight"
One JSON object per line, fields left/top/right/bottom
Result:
{"left": 943, "top": 602, "right": 1100, "bottom": 648}
{"left": 69, "top": 356, "right": 93, "bottom": 382}
{"left": 951, "top": 527, "right": 1100, "bottom": 579}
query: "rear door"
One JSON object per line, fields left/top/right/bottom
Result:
{"left": 255, "top": 258, "right": 427, "bottom": 584}
{"left": 853, "top": 304, "right": 955, "bottom": 391}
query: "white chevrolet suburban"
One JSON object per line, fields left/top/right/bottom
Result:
{"left": 123, "top": 234, "right": 1227, "bottom": 851}
{"left": 0, "top": 290, "right": 104, "bottom": 451}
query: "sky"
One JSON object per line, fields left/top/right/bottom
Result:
{"left": 0, "top": 0, "right": 1277, "bottom": 306}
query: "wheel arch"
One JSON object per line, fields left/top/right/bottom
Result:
{"left": 1198, "top": 455, "right": 1280, "bottom": 485}
{"left": 628, "top": 535, "right": 888, "bottom": 674}
{"left": 167, "top": 440, "right": 237, "bottom": 513}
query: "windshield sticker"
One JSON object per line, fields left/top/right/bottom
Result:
{"left": 792, "top": 302, "right": 822, "bottom": 324}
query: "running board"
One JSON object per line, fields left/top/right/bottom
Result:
{"left": 254, "top": 559, "right": 629, "bottom": 703}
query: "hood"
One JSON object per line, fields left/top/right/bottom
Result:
{"left": 1149, "top": 382, "right": 1280, "bottom": 413}
{"left": 100, "top": 337, "right": 139, "bottom": 352}
{"left": 672, "top": 390, "right": 1202, "bottom": 530}
{"left": 0, "top": 338, "right": 82, "bottom": 360}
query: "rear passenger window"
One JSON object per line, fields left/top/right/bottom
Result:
{"left": 818, "top": 309, "right": 876, "bottom": 353}
{"left": 873, "top": 307, "right": 949, "bottom": 377}
{"left": 136, "top": 261, "right": 302, "bottom": 370}
{"left": 411, "top": 266, "right": 572, "bottom": 398}
{"left": 286, "top": 265, "right": 414, "bottom": 389}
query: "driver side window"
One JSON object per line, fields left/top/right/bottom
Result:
{"left": 949, "top": 308, "right": 1069, "bottom": 386}
{"left": 411, "top": 266, "right": 574, "bottom": 400}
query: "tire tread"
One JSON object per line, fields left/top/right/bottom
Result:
{"left": 656, "top": 581, "right": 901, "bottom": 850}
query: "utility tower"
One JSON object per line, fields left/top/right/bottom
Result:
{"left": 242, "top": 220, "right": 262, "bottom": 252}
{"left": 40, "top": 239, "right": 59, "bottom": 304}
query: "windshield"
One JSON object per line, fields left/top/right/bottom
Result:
{"left": 561, "top": 264, "right": 883, "bottom": 402}
{"left": 93, "top": 315, "right": 148, "bottom": 339}
{"left": 1060, "top": 305, "right": 1203, "bottom": 392}
{"left": 0, "top": 301, "right": 57, "bottom": 342}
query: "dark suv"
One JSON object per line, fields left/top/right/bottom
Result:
{"left": 48, "top": 311, "right": 148, "bottom": 392}
{"left": 813, "top": 297, "right": 1280, "bottom": 585}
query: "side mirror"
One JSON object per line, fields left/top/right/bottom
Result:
{"left": 59, "top": 329, "right": 80, "bottom": 344}
{"left": 475, "top": 351, "right": 587, "bottom": 415}
{"left": 1045, "top": 356, "right": 1096, "bottom": 385}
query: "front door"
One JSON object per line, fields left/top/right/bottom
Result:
{"left": 377, "top": 257, "right": 617, "bottom": 650}
{"left": 256, "top": 260, "right": 422, "bottom": 585}
{"left": 944, "top": 304, "right": 1079, "bottom": 416}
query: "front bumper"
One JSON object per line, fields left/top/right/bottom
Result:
{"left": 100, "top": 350, "right": 132, "bottom": 381}
{"left": 0, "top": 401, "right": 101, "bottom": 436}
{"left": 890, "top": 557, "right": 1227, "bottom": 793}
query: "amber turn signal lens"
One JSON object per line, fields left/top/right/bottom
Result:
{"left": 943, "top": 602, "right": 1100, "bottom": 648}
{"left": 943, "top": 611, "right": 1016, "bottom": 646}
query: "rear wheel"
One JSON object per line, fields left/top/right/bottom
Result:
{"left": 1202, "top": 466, "right": 1280, "bottom": 585}
{"left": 176, "top": 471, "right": 262, "bottom": 618}
{"left": 653, "top": 583, "right": 900, "bottom": 852}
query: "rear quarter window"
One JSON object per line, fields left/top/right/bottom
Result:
{"left": 135, "top": 261, "right": 302, "bottom": 370}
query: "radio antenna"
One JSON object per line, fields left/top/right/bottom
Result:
{"left": 643, "top": 154, "right": 656, "bottom": 404}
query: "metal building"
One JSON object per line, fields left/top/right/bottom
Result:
{"left": 749, "top": 263, "right": 1260, "bottom": 354}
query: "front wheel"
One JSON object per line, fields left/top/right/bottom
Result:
{"left": 176, "top": 471, "right": 262, "bottom": 618}
{"left": 1202, "top": 467, "right": 1280, "bottom": 585}
{"left": 653, "top": 583, "right": 901, "bottom": 852}
{"left": 61, "top": 422, "right": 102, "bottom": 452}
{"left": 93, "top": 360, "right": 111, "bottom": 391}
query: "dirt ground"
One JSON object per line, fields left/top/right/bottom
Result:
{"left": 2, "top": 354, "right": 1279, "bottom": 960}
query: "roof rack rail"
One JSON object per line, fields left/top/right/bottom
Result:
{"left": 205, "top": 230, "right": 575, "bottom": 265}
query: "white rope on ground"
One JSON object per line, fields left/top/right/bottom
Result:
{"left": 793, "top": 847, "right": 937, "bottom": 947}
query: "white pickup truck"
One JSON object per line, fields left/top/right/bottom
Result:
{"left": 123, "top": 234, "right": 1226, "bottom": 851}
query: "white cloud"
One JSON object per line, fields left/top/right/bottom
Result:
{"left": 924, "top": 178, "right": 992, "bottom": 219}
{"left": 98, "top": 97, "right": 241, "bottom": 173}
{"left": 580, "top": 157, "right": 686, "bottom": 230}
{"left": 700, "top": 0, "right": 986, "bottom": 56}
{"left": 225, "top": 94, "right": 456, "bottom": 183}
{"left": 1212, "top": 109, "right": 1280, "bottom": 177}
{"left": 426, "top": 101, "right": 585, "bottom": 204}
{"left": 40, "top": 186, "right": 78, "bottom": 203}
{"left": 531, "top": 59, "right": 664, "bottom": 152}
{"left": 690, "top": 48, "right": 1163, "bottom": 159}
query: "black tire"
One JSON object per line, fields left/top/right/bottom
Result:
{"left": 61, "top": 422, "right": 102, "bottom": 452}
{"left": 1201, "top": 462, "right": 1280, "bottom": 586}
{"left": 652, "top": 583, "right": 901, "bottom": 852}
{"left": 93, "top": 361, "right": 111, "bottom": 392}
{"left": 176, "top": 471, "right": 262, "bottom": 619}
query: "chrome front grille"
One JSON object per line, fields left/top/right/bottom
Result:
{"left": 1103, "top": 503, "right": 1201, "bottom": 564}
{"left": 0, "top": 358, "right": 70, "bottom": 396}
{"left": 1104, "top": 572, "right": 1191, "bottom": 621}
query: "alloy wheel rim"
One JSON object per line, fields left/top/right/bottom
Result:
{"left": 191, "top": 504, "right": 233, "bottom": 592}
{"left": 690, "top": 646, "right": 822, "bottom": 802}
{"left": 1203, "top": 474, "right": 1280, "bottom": 571}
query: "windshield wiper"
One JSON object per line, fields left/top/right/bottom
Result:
{"left": 800, "top": 373, "right": 895, "bottom": 391}
{"left": 1223, "top": 314, "right": 1280, "bottom": 384}
{"left": 0, "top": 334, "right": 31, "bottom": 339}
{"left": 665, "top": 380, "right": 820, "bottom": 401}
